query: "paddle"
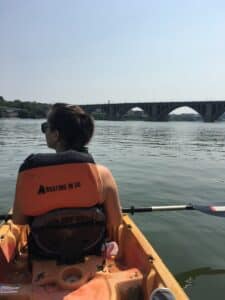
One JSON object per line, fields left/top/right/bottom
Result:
{"left": 1, "top": 204, "right": 225, "bottom": 220}
{"left": 122, "top": 204, "right": 225, "bottom": 217}
{"left": 0, "top": 214, "right": 12, "bottom": 221}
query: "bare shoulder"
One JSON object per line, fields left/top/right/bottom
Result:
{"left": 96, "top": 164, "right": 113, "bottom": 178}
{"left": 96, "top": 164, "right": 116, "bottom": 186}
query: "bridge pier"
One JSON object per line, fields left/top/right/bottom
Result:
{"left": 202, "top": 103, "right": 215, "bottom": 122}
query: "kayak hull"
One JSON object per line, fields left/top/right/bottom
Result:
{"left": 0, "top": 214, "right": 189, "bottom": 300}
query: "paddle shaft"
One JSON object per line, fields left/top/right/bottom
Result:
{"left": 122, "top": 204, "right": 194, "bottom": 214}
{"left": 1, "top": 203, "right": 225, "bottom": 220}
{"left": 0, "top": 214, "right": 12, "bottom": 221}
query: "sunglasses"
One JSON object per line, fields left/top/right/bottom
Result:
{"left": 41, "top": 122, "right": 49, "bottom": 134}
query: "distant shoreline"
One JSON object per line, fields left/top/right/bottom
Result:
{"left": 0, "top": 96, "right": 50, "bottom": 119}
{"left": 1, "top": 97, "right": 225, "bottom": 121}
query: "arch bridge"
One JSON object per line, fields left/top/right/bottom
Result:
{"left": 80, "top": 101, "right": 225, "bottom": 122}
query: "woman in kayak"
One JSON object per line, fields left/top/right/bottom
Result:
{"left": 12, "top": 103, "right": 122, "bottom": 261}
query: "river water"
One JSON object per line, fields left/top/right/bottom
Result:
{"left": 1, "top": 118, "right": 225, "bottom": 299}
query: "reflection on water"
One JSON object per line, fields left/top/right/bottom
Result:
{"left": 176, "top": 267, "right": 225, "bottom": 289}
{"left": 94, "top": 121, "right": 225, "bottom": 161}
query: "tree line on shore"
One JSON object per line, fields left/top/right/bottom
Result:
{"left": 0, "top": 96, "right": 50, "bottom": 118}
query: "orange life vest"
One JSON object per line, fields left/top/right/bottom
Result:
{"left": 15, "top": 151, "right": 103, "bottom": 216}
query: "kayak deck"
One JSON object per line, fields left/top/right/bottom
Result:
{"left": 0, "top": 258, "right": 143, "bottom": 300}
{"left": 0, "top": 214, "right": 189, "bottom": 300}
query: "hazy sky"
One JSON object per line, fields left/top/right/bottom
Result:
{"left": 1, "top": 0, "right": 225, "bottom": 105}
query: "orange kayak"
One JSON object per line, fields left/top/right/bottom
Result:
{"left": 0, "top": 214, "right": 189, "bottom": 300}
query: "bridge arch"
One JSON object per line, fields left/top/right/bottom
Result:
{"left": 108, "top": 104, "right": 148, "bottom": 120}
{"left": 91, "top": 107, "right": 106, "bottom": 120}
{"left": 168, "top": 106, "right": 203, "bottom": 121}
{"left": 123, "top": 106, "right": 147, "bottom": 120}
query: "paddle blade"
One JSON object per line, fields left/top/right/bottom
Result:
{"left": 194, "top": 205, "right": 225, "bottom": 217}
